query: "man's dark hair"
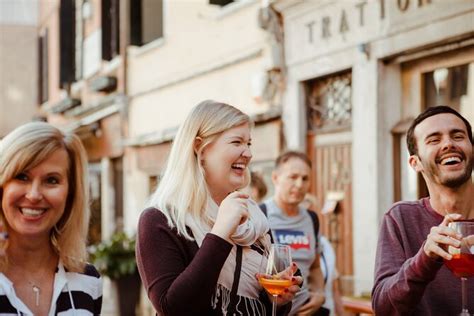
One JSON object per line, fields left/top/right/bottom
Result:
{"left": 275, "top": 151, "right": 312, "bottom": 169}
{"left": 406, "top": 105, "right": 473, "bottom": 156}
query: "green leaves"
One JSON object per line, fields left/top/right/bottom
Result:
{"left": 88, "top": 232, "right": 137, "bottom": 280}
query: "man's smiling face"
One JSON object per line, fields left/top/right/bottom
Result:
{"left": 411, "top": 113, "right": 473, "bottom": 188}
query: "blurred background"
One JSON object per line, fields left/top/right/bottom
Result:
{"left": 0, "top": 0, "right": 473, "bottom": 314}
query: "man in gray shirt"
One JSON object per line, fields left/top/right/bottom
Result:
{"left": 262, "top": 151, "right": 326, "bottom": 315}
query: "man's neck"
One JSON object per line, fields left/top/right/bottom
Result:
{"left": 274, "top": 197, "right": 300, "bottom": 217}
{"left": 429, "top": 180, "right": 473, "bottom": 219}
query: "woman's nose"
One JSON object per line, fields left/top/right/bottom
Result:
{"left": 242, "top": 146, "right": 252, "bottom": 159}
{"left": 25, "top": 182, "right": 43, "bottom": 202}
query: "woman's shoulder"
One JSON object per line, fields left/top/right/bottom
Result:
{"left": 141, "top": 206, "right": 166, "bottom": 219}
{"left": 82, "top": 263, "right": 101, "bottom": 279}
{"left": 139, "top": 207, "right": 170, "bottom": 227}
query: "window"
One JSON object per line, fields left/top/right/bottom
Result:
{"left": 424, "top": 64, "right": 471, "bottom": 115}
{"left": 130, "top": 0, "right": 163, "bottom": 46}
{"left": 38, "top": 29, "right": 49, "bottom": 104}
{"left": 306, "top": 71, "right": 352, "bottom": 132}
{"left": 75, "top": 0, "right": 83, "bottom": 80}
{"left": 59, "top": 0, "right": 76, "bottom": 88}
{"left": 88, "top": 163, "right": 102, "bottom": 245}
{"left": 112, "top": 157, "right": 124, "bottom": 231}
{"left": 102, "top": 0, "right": 120, "bottom": 61}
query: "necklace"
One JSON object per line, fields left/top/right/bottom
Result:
{"left": 30, "top": 283, "right": 41, "bottom": 306}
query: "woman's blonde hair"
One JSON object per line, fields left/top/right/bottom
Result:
{"left": 0, "top": 122, "right": 90, "bottom": 272}
{"left": 148, "top": 100, "right": 251, "bottom": 240}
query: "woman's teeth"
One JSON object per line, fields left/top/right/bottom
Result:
{"left": 21, "top": 208, "right": 46, "bottom": 217}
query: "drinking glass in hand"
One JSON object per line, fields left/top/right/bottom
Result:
{"left": 445, "top": 220, "right": 474, "bottom": 316}
{"left": 258, "top": 244, "right": 293, "bottom": 316}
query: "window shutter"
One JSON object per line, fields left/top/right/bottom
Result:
{"left": 38, "top": 30, "right": 49, "bottom": 104}
{"left": 102, "top": 0, "right": 112, "bottom": 60}
{"left": 59, "top": 0, "right": 76, "bottom": 88}
{"left": 129, "top": 0, "right": 142, "bottom": 46}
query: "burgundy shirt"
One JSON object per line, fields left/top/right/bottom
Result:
{"left": 136, "top": 208, "right": 289, "bottom": 316}
{"left": 372, "top": 198, "right": 474, "bottom": 315}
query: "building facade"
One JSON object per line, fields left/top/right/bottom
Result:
{"left": 38, "top": 0, "right": 128, "bottom": 313}
{"left": 36, "top": 0, "right": 287, "bottom": 314}
{"left": 0, "top": 0, "right": 39, "bottom": 137}
{"left": 124, "top": 0, "right": 285, "bottom": 233}
{"left": 274, "top": 0, "right": 474, "bottom": 298}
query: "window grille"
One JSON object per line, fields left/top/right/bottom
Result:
{"left": 306, "top": 72, "right": 352, "bottom": 131}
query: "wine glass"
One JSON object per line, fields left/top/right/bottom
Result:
{"left": 444, "top": 220, "right": 474, "bottom": 316}
{"left": 258, "top": 244, "right": 293, "bottom": 316}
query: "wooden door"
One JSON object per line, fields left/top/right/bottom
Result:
{"left": 305, "top": 70, "right": 353, "bottom": 294}
{"left": 308, "top": 132, "right": 353, "bottom": 294}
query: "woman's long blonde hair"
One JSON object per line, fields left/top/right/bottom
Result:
{"left": 0, "top": 122, "right": 90, "bottom": 272}
{"left": 148, "top": 100, "right": 251, "bottom": 240}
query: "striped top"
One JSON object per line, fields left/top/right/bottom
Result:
{"left": 0, "top": 262, "right": 102, "bottom": 315}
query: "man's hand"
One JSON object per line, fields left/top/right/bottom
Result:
{"left": 423, "top": 213, "right": 462, "bottom": 260}
{"left": 295, "top": 291, "right": 325, "bottom": 315}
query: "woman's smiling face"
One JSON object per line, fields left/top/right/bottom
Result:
{"left": 1, "top": 148, "right": 70, "bottom": 240}
{"left": 201, "top": 123, "right": 252, "bottom": 204}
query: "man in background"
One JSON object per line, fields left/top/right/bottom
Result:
{"left": 262, "top": 151, "right": 326, "bottom": 315}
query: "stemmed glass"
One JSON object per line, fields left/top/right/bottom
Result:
{"left": 445, "top": 220, "right": 474, "bottom": 316}
{"left": 258, "top": 244, "right": 293, "bottom": 316}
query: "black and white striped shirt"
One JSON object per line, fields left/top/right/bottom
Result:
{"left": 0, "top": 262, "right": 102, "bottom": 315}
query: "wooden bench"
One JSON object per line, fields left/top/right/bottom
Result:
{"left": 342, "top": 296, "right": 374, "bottom": 315}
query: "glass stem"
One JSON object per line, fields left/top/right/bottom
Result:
{"left": 272, "top": 294, "right": 278, "bottom": 316}
{"left": 461, "top": 277, "right": 469, "bottom": 313}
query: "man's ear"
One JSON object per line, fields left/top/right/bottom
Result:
{"left": 194, "top": 137, "right": 202, "bottom": 155}
{"left": 271, "top": 169, "right": 278, "bottom": 185}
{"left": 409, "top": 155, "right": 423, "bottom": 172}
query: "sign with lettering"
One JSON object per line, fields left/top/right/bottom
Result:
{"left": 284, "top": 0, "right": 474, "bottom": 66}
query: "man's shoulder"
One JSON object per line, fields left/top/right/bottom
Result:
{"left": 383, "top": 198, "right": 437, "bottom": 227}
{"left": 387, "top": 199, "right": 425, "bottom": 215}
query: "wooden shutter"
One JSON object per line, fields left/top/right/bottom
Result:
{"left": 59, "top": 0, "right": 76, "bottom": 88}
{"left": 38, "top": 30, "right": 49, "bottom": 104}
{"left": 129, "top": 0, "right": 142, "bottom": 46}
{"left": 102, "top": 0, "right": 120, "bottom": 61}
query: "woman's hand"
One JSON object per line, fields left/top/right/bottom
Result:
{"left": 211, "top": 191, "right": 249, "bottom": 243}
{"left": 256, "top": 262, "right": 303, "bottom": 306}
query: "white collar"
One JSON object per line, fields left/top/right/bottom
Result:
{"left": 0, "top": 261, "right": 76, "bottom": 316}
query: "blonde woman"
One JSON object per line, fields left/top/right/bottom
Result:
{"left": 136, "top": 100, "right": 302, "bottom": 315}
{"left": 0, "top": 122, "right": 102, "bottom": 315}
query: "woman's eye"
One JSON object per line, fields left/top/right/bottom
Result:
{"left": 46, "top": 177, "right": 60, "bottom": 185}
{"left": 14, "top": 173, "right": 28, "bottom": 181}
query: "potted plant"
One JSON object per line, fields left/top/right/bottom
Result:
{"left": 89, "top": 232, "right": 140, "bottom": 316}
